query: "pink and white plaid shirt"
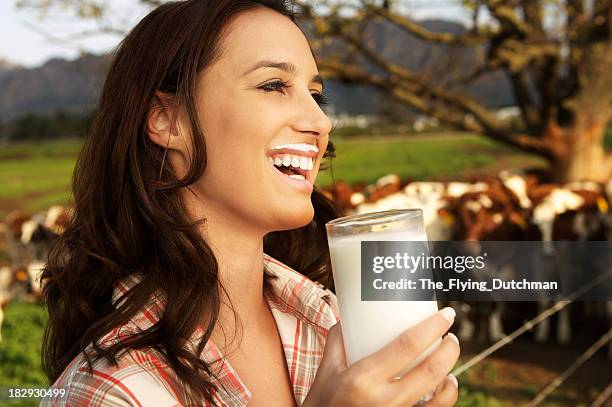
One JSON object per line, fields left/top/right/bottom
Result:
{"left": 41, "top": 253, "right": 340, "bottom": 406}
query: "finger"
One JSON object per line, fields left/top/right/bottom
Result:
{"left": 356, "top": 307, "right": 456, "bottom": 379}
{"left": 387, "top": 332, "right": 460, "bottom": 405}
{"left": 319, "top": 322, "right": 348, "bottom": 372}
{"left": 410, "top": 371, "right": 449, "bottom": 405}
{"left": 426, "top": 374, "right": 458, "bottom": 406}
{"left": 419, "top": 378, "right": 447, "bottom": 405}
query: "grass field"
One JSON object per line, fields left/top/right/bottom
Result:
{"left": 0, "top": 139, "right": 82, "bottom": 217}
{"left": 0, "top": 301, "right": 48, "bottom": 407}
{"left": 316, "top": 132, "right": 546, "bottom": 186}
{"left": 0, "top": 131, "right": 549, "bottom": 217}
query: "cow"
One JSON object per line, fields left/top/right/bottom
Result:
{"left": 44, "top": 205, "right": 73, "bottom": 236}
{"left": 5, "top": 211, "right": 32, "bottom": 267}
{"left": 4, "top": 208, "right": 67, "bottom": 268}
{"left": 367, "top": 174, "right": 402, "bottom": 203}
{"left": 354, "top": 180, "right": 455, "bottom": 241}
{"left": 0, "top": 265, "right": 32, "bottom": 342}
{"left": 528, "top": 182, "right": 611, "bottom": 345}
{"left": 443, "top": 182, "right": 528, "bottom": 343}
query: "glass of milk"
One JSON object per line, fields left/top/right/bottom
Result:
{"left": 326, "top": 209, "right": 441, "bottom": 377}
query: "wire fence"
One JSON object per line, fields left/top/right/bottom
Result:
{"left": 453, "top": 268, "right": 611, "bottom": 377}
{"left": 591, "top": 381, "right": 612, "bottom": 407}
{"left": 527, "top": 329, "right": 612, "bottom": 406}
{"left": 451, "top": 268, "right": 612, "bottom": 405}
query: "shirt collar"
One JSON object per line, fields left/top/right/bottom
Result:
{"left": 110, "top": 253, "right": 333, "bottom": 319}
{"left": 108, "top": 253, "right": 337, "bottom": 404}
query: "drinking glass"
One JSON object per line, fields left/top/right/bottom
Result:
{"left": 326, "top": 209, "right": 441, "bottom": 376}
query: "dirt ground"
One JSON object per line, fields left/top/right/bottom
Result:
{"left": 456, "top": 306, "right": 612, "bottom": 406}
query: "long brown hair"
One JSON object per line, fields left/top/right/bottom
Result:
{"left": 40, "top": 0, "right": 342, "bottom": 404}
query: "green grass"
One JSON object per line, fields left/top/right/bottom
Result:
{"left": 605, "top": 125, "right": 612, "bottom": 150}
{"left": 315, "top": 133, "right": 546, "bottom": 187}
{"left": 0, "top": 301, "right": 49, "bottom": 407}
{"left": 23, "top": 190, "right": 73, "bottom": 213}
{"left": 0, "top": 139, "right": 80, "bottom": 217}
{"left": 2, "top": 127, "right": 608, "bottom": 215}
{"left": 0, "top": 158, "right": 75, "bottom": 199}
{"left": 457, "top": 386, "right": 503, "bottom": 407}
{"left": 0, "top": 133, "right": 549, "bottom": 217}
{"left": 0, "top": 138, "right": 82, "bottom": 160}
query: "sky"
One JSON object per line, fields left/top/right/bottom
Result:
{"left": 0, "top": 0, "right": 469, "bottom": 69}
{"left": 0, "top": 0, "right": 151, "bottom": 68}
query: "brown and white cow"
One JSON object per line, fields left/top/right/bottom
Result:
{"left": 443, "top": 180, "right": 528, "bottom": 343}
{"left": 527, "top": 181, "right": 611, "bottom": 345}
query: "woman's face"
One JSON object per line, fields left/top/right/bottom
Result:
{"left": 187, "top": 7, "right": 332, "bottom": 234}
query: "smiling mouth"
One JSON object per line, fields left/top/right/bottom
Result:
{"left": 273, "top": 163, "right": 309, "bottom": 180}
{"left": 267, "top": 151, "right": 314, "bottom": 182}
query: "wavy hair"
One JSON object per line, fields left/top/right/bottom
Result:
{"left": 40, "top": 0, "right": 343, "bottom": 404}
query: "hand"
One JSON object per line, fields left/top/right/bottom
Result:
{"left": 303, "top": 307, "right": 460, "bottom": 407}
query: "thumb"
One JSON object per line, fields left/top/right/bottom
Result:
{"left": 320, "top": 321, "right": 348, "bottom": 372}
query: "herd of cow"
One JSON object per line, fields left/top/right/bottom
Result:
{"left": 321, "top": 169, "right": 612, "bottom": 357}
{"left": 0, "top": 205, "right": 71, "bottom": 341}
{"left": 0, "top": 170, "right": 611, "bottom": 358}
{"left": 322, "top": 170, "right": 612, "bottom": 243}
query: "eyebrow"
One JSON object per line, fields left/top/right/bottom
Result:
{"left": 242, "top": 60, "right": 324, "bottom": 89}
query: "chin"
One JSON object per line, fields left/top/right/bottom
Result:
{"left": 276, "top": 201, "right": 315, "bottom": 231}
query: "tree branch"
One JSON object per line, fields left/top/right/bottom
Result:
{"left": 493, "top": 131, "right": 556, "bottom": 159}
{"left": 447, "top": 60, "right": 502, "bottom": 86}
{"left": 508, "top": 71, "right": 540, "bottom": 130}
{"left": 484, "top": 0, "right": 531, "bottom": 35}
{"left": 372, "top": 6, "right": 490, "bottom": 46}
{"left": 316, "top": 58, "right": 482, "bottom": 132}
{"left": 521, "top": 0, "right": 544, "bottom": 35}
{"left": 300, "top": 3, "right": 508, "bottom": 135}
{"left": 317, "top": 56, "right": 556, "bottom": 160}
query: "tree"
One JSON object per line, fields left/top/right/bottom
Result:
{"left": 298, "top": 0, "right": 612, "bottom": 183}
{"left": 17, "top": 0, "right": 612, "bottom": 182}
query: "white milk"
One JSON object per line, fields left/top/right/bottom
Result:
{"left": 328, "top": 229, "right": 441, "bottom": 376}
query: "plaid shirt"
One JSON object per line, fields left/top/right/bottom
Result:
{"left": 41, "top": 253, "right": 340, "bottom": 406}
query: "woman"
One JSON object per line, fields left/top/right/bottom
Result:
{"left": 40, "top": 0, "right": 460, "bottom": 406}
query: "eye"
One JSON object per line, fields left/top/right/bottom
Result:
{"left": 258, "top": 80, "right": 329, "bottom": 108}
{"left": 258, "top": 80, "right": 292, "bottom": 94}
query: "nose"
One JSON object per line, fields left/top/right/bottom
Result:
{"left": 290, "top": 91, "right": 332, "bottom": 139}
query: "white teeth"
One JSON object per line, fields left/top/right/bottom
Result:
{"left": 270, "top": 154, "right": 313, "bottom": 171}
{"left": 288, "top": 174, "right": 305, "bottom": 180}
{"left": 270, "top": 143, "right": 318, "bottom": 153}
{"left": 299, "top": 157, "right": 309, "bottom": 170}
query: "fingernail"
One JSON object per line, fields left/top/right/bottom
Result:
{"left": 440, "top": 307, "right": 456, "bottom": 323}
{"left": 446, "top": 332, "right": 459, "bottom": 345}
{"left": 448, "top": 373, "right": 458, "bottom": 388}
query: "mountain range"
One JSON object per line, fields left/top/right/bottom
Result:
{"left": 0, "top": 19, "right": 514, "bottom": 122}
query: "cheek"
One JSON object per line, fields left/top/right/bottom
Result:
{"left": 311, "top": 140, "right": 329, "bottom": 181}
{"left": 199, "top": 105, "right": 267, "bottom": 168}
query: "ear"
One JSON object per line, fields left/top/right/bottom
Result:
{"left": 146, "top": 91, "right": 185, "bottom": 152}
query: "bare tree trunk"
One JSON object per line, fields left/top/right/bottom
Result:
{"left": 549, "top": 114, "right": 611, "bottom": 183}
